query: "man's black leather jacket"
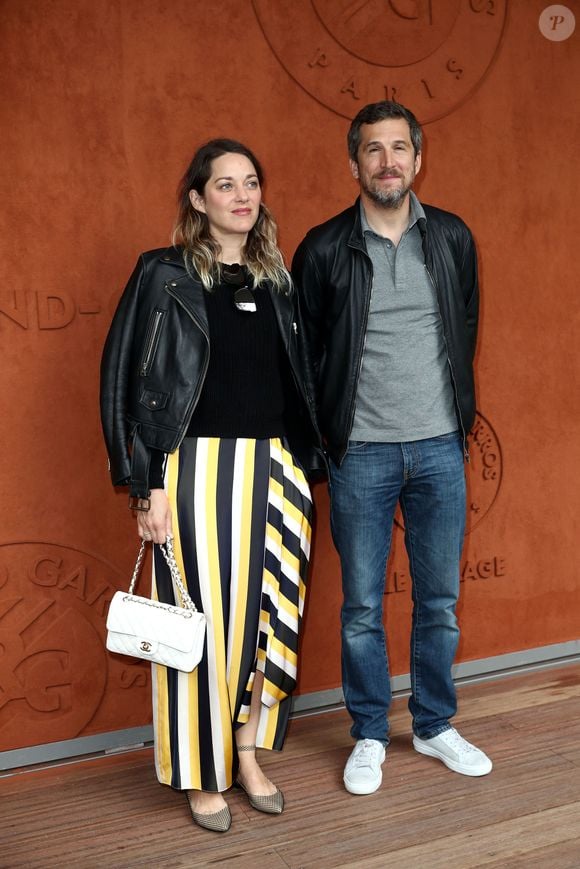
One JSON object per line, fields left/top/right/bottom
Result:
{"left": 100, "top": 246, "right": 324, "bottom": 499}
{"left": 291, "top": 198, "right": 479, "bottom": 465}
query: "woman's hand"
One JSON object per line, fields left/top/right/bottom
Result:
{"left": 136, "top": 489, "right": 173, "bottom": 544}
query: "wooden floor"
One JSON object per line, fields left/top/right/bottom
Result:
{"left": 3, "top": 665, "right": 580, "bottom": 869}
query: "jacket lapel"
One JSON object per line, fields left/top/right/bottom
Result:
{"left": 163, "top": 270, "right": 209, "bottom": 338}
{"left": 269, "top": 284, "right": 293, "bottom": 343}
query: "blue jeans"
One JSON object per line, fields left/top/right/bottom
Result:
{"left": 329, "top": 433, "right": 466, "bottom": 744}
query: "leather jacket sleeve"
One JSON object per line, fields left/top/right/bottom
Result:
{"left": 287, "top": 283, "right": 328, "bottom": 479}
{"left": 291, "top": 241, "right": 325, "bottom": 409}
{"left": 100, "top": 255, "right": 145, "bottom": 486}
{"left": 460, "top": 229, "right": 479, "bottom": 361}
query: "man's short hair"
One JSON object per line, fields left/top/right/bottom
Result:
{"left": 347, "top": 101, "right": 423, "bottom": 162}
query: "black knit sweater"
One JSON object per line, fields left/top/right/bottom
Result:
{"left": 149, "top": 272, "right": 289, "bottom": 488}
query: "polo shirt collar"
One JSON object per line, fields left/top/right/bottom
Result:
{"left": 360, "top": 189, "right": 425, "bottom": 238}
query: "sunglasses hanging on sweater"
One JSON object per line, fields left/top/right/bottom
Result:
{"left": 222, "top": 264, "right": 257, "bottom": 313}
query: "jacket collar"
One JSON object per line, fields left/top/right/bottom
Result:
{"left": 159, "top": 248, "right": 293, "bottom": 339}
{"left": 160, "top": 248, "right": 209, "bottom": 336}
{"left": 157, "top": 245, "right": 187, "bottom": 268}
{"left": 347, "top": 198, "right": 365, "bottom": 251}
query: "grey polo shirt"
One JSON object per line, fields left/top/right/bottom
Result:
{"left": 350, "top": 192, "right": 458, "bottom": 442}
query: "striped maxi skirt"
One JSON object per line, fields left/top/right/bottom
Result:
{"left": 150, "top": 436, "right": 312, "bottom": 792}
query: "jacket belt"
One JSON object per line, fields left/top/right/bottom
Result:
{"left": 129, "top": 428, "right": 151, "bottom": 507}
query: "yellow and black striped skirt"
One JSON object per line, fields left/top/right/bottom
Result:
{"left": 151, "top": 436, "right": 312, "bottom": 792}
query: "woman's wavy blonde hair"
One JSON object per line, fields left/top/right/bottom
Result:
{"left": 172, "top": 139, "right": 290, "bottom": 292}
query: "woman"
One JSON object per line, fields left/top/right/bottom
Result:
{"left": 100, "top": 139, "right": 323, "bottom": 832}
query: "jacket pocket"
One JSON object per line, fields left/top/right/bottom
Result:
{"left": 139, "top": 388, "right": 169, "bottom": 411}
{"left": 139, "top": 309, "right": 166, "bottom": 377}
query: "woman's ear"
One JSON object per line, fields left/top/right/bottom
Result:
{"left": 189, "top": 189, "right": 206, "bottom": 213}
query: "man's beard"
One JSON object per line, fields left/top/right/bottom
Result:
{"left": 363, "top": 172, "right": 413, "bottom": 209}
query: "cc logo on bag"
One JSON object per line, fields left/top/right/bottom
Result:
{"left": 253, "top": 0, "right": 507, "bottom": 123}
{"left": 140, "top": 641, "right": 152, "bottom": 653}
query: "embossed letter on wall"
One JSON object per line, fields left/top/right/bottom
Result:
{"left": 253, "top": 0, "right": 507, "bottom": 122}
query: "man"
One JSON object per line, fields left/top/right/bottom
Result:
{"left": 292, "top": 101, "right": 492, "bottom": 795}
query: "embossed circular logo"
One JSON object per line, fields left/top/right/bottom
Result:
{"left": 0, "top": 542, "right": 148, "bottom": 751}
{"left": 253, "top": 0, "right": 507, "bottom": 123}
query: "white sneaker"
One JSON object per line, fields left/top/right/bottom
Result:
{"left": 343, "top": 738, "right": 386, "bottom": 795}
{"left": 413, "top": 727, "right": 492, "bottom": 777}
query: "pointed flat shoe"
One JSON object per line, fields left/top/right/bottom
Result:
{"left": 185, "top": 792, "right": 232, "bottom": 832}
{"left": 236, "top": 780, "right": 284, "bottom": 814}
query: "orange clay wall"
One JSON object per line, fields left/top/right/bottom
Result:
{"left": 1, "top": 0, "right": 579, "bottom": 756}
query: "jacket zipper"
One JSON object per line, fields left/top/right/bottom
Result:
{"left": 140, "top": 310, "right": 165, "bottom": 376}
{"left": 340, "top": 248, "right": 373, "bottom": 464}
{"left": 164, "top": 283, "right": 210, "bottom": 443}
{"left": 277, "top": 302, "right": 317, "bottom": 424}
{"left": 424, "top": 264, "right": 469, "bottom": 461}
{"left": 271, "top": 295, "right": 324, "bottom": 463}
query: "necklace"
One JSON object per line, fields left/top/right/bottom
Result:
{"left": 221, "top": 263, "right": 257, "bottom": 313}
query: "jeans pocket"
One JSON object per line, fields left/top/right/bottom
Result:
{"left": 347, "top": 440, "right": 369, "bottom": 453}
{"left": 431, "top": 431, "right": 460, "bottom": 443}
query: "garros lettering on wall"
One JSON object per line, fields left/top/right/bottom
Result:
{"left": 465, "top": 412, "right": 502, "bottom": 532}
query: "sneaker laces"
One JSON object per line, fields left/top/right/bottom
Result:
{"left": 441, "top": 728, "right": 477, "bottom": 755}
{"left": 352, "top": 739, "right": 383, "bottom": 768}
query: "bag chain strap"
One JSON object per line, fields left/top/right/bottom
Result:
{"left": 128, "top": 536, "right": 198, "bottom": 613}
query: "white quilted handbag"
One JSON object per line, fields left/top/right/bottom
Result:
{"left": 106, "top": 536, "right": 206, "bottom": 672}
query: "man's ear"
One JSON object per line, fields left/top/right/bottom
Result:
{"left": 349, "top": 159, "right": 360, "bottom": 181}
{"left": 189, "top": 189, "right": 206, "bottom": 213}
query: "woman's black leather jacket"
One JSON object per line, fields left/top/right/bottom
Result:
{"left": 100, "top": 246, "right": 324, "bottom": 501}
